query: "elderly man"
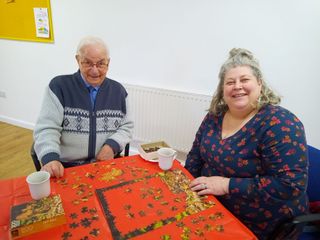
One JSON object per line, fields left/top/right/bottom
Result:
{"left": 34, "top": 36, "right": 133, "bottom": 178}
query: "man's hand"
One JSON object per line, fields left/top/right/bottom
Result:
{"left": 41, "top": 160, "right": 64, "bottom": 178}
{"left": 96, "top": 144, "right": 115, "bottom": 161}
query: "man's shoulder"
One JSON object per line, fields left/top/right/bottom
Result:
{"left": 105, "top": 77, "right": 124, "bottom": 87}
{"left": 47, "top": 72, "right": 83, "bottom": 96}
{"left": 104, "top": 78, "right": 127, "bottom": 94}
{"left": 47, "top": 72, "right": 82, "bottom": 102}
{"left": 49, "top": 72, "right": 78, "bottom": 87}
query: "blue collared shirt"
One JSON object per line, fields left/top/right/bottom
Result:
{"left": 80, "top": 74, "right": 100, "bottom": 108}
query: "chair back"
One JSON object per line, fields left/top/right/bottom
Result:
{"left": 268, "top": 145, "right": 320, "bottom": 240}
{"left": 307, "top": 145, "right": 320, "bottom": 202}
{"left": 30, "top": 142, "right": 41, "bottom": 171}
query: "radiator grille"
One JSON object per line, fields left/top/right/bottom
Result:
{"left": 124, "top": 84, "right": 212, "bottom": 153}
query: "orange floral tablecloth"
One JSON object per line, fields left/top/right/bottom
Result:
{"left": 0, "top": 155, "right": 257, "bottom": 240}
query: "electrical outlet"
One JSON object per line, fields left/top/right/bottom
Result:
{"left": 0, "top": 91, "right": 6, "bottom": 98}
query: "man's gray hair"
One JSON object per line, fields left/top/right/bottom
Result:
{"left": 76, "top": 36, "right": 110, "bottom": 58}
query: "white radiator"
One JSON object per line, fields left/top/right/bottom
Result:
{"left": 124, "top": 84, "right": 212, "bottom": 153}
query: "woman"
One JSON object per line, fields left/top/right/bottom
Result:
{"left": 185, "top": 48, "right": 308, "bottom": 239}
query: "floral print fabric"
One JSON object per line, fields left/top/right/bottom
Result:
{"left": 185, "top": 104, "right": 308, "bottom": 239}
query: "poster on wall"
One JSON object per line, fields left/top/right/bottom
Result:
{"left": 33, "top": 8, "right": 50, "bottom": 38}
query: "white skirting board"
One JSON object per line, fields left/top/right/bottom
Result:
{"left": 0, "top": 115, "right": 34, "bottom": 130}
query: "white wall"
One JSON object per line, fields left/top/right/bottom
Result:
{"left": 0, "top": 0, "right": 319, "bottom": 148}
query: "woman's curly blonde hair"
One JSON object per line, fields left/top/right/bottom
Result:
{"left": 209, "top": 48, "right": 281, "bottom": 115}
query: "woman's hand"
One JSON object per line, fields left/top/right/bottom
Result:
{"left": 189, "top": 176, "right": 230, "bottom": 196}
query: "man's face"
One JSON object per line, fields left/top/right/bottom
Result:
{"left": 76, "top": 44, "right": 110, "bottom": 87}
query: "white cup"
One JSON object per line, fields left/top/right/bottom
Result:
{"left": 157, "top": 147, "right": 177, "bottom": 170}
{"left": 26, "top": 171, "right": 51, "bottom": 200}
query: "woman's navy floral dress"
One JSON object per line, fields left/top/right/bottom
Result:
{"left": 185, "top": 104, "right": 308, "bottom": 239}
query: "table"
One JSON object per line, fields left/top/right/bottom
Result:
{"left": 0, "top": 155, "right": 257, "bottom": 240}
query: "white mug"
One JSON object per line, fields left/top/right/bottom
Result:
{"left": 157, "top": 147, "right": 177, "bottom": 170}
{"left": 26, "top": 171, "right": 51, "bottom": 200}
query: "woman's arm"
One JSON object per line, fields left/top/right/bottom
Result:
{"left": 185, "top": 113, "right": 211, "bottom": 178}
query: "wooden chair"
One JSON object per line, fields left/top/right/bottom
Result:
{"left": 31, "top": 142, "right": 130, "bottom": 171}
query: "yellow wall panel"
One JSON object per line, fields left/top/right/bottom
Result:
{"left": 0, "top": 0, "right": 54, "bottom": 43}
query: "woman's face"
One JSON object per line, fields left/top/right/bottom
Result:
{"left": 223, "top": 66, "right": 262, "bottom": 114}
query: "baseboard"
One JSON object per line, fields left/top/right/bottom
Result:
{"left": 0, "top": 116, "right": 34, "bottom": 130}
